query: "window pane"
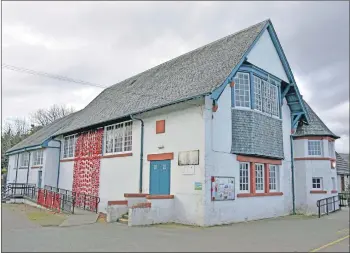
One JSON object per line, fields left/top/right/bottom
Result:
{"left": 234, "top": 72, "right": 250, "bottom": 108}
{"left": 239, "top": 163, "right": 249, "bottom": 192}
{"left": 105, "top": 126, "right": 114, "bottom": 153}
{"left": 114, "top": 123, "right": 124, "bottom": 153}
{"left": 308, "top": 141, "right": 322, "bottom": 156}
{"left": 124, "top": 122, "right": 133, "bottom": 152}
{"left": 255, "top": 164, "right": 264, "bottom": 192}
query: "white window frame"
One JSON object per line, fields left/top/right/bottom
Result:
{"left": 239, "top": 162, "right": 250, "bottom": 193}
{"left": 32, "top": 150, "right": 44, "bottom": 166}
{"left": 255, "top": 163, "right": 265, "bottom": 193}
{"left": 269, "top": 165, "right": 279, "bottom": 192}
{"left": 104, "top": 121, "right": 133, "bottom": 155}
{"left": 20, "top": 152, "right": 29, "bottom": 167}
{"left": 328, "top": 141, "right": 335, "bottom": 158}
{"left": 62, "top": 134, "right": 77, "bottom": 159}
{"left": 234, "top": 72, "right": 251, "bottom": 109}
{"left": 312, "top": 177, "right": 323, "bottom": 190}
{"left": 253, "top": 75, "right": 279, "bottom": 118}
{"left": 308, "top": 140, "right": 323, "bottom": 156}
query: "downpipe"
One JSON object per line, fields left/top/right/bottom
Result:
{"left": 130, "top": 115, "right": 144, "bottom": 193}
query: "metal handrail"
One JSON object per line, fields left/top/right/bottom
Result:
{"left": 316, "top": 195, "right": 341, "bottom": 218}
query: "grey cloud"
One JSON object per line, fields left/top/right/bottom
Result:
{"left": 2, "top": 1, "right": 349, "bottom": 152}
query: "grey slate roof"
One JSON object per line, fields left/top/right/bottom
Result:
{"left": 55, "top": 20, "right": 269, "bottom": 135}
{"left": 336, "top": 152, "right": 349, "bottom": 175}
{"left": 294, "top": 100, "right": 340, "bottom": 139}
{"left": 6, "top": 111, "right": 80, "bottom": 154}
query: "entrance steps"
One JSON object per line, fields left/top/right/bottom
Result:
{"left": 117, "top": 213, "right": 129, "bottom": 225}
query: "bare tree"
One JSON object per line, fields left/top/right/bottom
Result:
{"left": 31, "top": 104, "right": 75, "bottom": 126}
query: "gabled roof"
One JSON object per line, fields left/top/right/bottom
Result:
{"left": 6, "top": 111, "right": 79, "bottom": 154}
{"left": 294, "top": 100, "right": 340, "bottom": 139}
{"left": 55, "top": 20, "right": 269, "bottom": 135}
{"left": 336, "top": 152, "right": 349, "bottom": 175}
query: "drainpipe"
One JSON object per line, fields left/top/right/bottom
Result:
{"left": 290, "top": 134, "right": 296, "bottom": 215}
{"left": 14, "top": 153, "right": 20, "bottom": 184}
{"left": 26, "top": 150, "right": 31, "bottom": 184}
{"left": 130, "top": 115, "right": 144, "bottom": 193}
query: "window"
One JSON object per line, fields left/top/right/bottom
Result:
{"left": 253, "top": 75, "right": 279, "bottom": 117}
{"left": 269, "top": 165, "right": 279, "bottom": 191}
{"left": 312, "top": 177, "right": 323, "bottom": 190}
{"left": 20, "top": 153, "right": 29, "bottom": 167}
{"left": 104, "top": 121, "right": 133, "bottom": 154}
{"left": 308, "top": 140, "right": 323, "bottom": 156}
{"left": 63, "top": 135, "right": 76, "bottom": 158}
{"left": 33, "top": 150, "right": 44, "bottom": 166}
{"left": 328, "top": 141, "right": 335, "bottom": 158}
{"left": 239, "top": 163, "right": 250, "bottom": 192}
{"left": 234, "top": 72, "right": 250, "bottom": 108}
{"left": 255, "top": 164, "right": 264, "bottom": 193}
{"left": 331, "top": 177, "right": 336, "bottom": 190}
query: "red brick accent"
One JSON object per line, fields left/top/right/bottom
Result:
{"left": 31, "top": 165, "right": 42, "bottom": 169}
{"left": 264, "top": 164, "right": 270, "bottom": 194}
{"left": 294, "top": 136, "right": 335, "bottom": 141}
{"left": 131, "top": 202, "right": 151, "bottom": 209}
{"left": 212, "top": 104, "right": 218, "bottom": 112}
{"left": 101, "top": 153, "right": 132, "bottom": 159}
{"left": 250, "top": 162, "right": 256, "bottom": 194}
{"left": 147, "top": 152, "right": 174, "bottom": 161}
{"left": 310, "top": 190, "right": 327, "bottom": 194}
{"left": 146, "top": 195, "right": 174, "bottom": 199}
{"left": 294, "top": 157, "right": 335, "bottom": 161}
{"left": 60, "top": 158, "right": 75, "bottom": 162}
{"left": 237, "top": 155, "right": 282, "bottom": 165}
{"left": 237, "top": 192, "right": 283, "bottom": 198}
{"left": 331, "top": 190, "right": 338, "bottom": 194}
{"left": 124, "top": 193, "right": 148, "bottom": 198}
{"left": 107, "top": 200, "right": 128, "bottom": 206}
{"left": 230, "top": 81, "right": 235, "bottom": 87}
{"left": 156, "top": 120, "right": 165, "bottom": 134}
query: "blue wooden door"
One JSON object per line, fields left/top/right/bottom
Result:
{"left": 38, "top": 171, "right": 43, "bottom": 188}
{"left": 150, "top": 160, "right": 171, "bottom": 195}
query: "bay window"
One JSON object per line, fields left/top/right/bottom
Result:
{"left": 104, "top": 121, "right": 133, "bottom": 154}
{"left": 308, "top": 140, "right": 322, "bottom": 156}
{"left": 234, "top": 71, "right": 280, "bottom": 118}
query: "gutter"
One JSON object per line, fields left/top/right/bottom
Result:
{"left": 130, "top": 114, "right": 144, "bottom": 193}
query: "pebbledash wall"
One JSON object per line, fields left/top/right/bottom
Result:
{"left": 202, "top": 85, "right": 293, "bottom": 226}
{"left": 293, "top": 138, "right": 338, "bottom": 214}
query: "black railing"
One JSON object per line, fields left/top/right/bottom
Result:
{"left": 339, "top": 192, "right": 350, "bottom": 207}
{"left": 3, "top": 183, "right": 100, "bottom": 214}
{"left": 316, "top": 195, "right": 341, "bottom": 218}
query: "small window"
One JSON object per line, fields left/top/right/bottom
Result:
{"left": 234, "top": 72, "right": 251, "bottom": 108}
{"left": 308, "top": 140, "right": 322, "bottom": 156}
{"left": 331, "top": 177, "right": 336, "bottom": 190}
{"left": 239, "top": 162, "right": 250, "bottom": 193}
{"left": 269, "top": 165, "right": 279, "bottom": 192}
{"left": 20, "top": 153, "right": 29, "bottom": 167}
{"left": 33, "top": 150, "right": 44, "bottom": 166}
{"left": 312, "top": 177, "right": 323, "bottom": 190}
{"left": 63, "top": 135, "right": 76, "bottom": 158}
{"left": 255, "top": 163, "right": 264, "bottom": 193}
{"left": 328, "top": 141, "right": 335, "bottom": 158}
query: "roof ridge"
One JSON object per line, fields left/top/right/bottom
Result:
{"left": 106, "top": 19, "right": 269, "bottom": 90}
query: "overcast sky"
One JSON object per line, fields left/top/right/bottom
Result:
{"left": 2, "top": 1, "right": 349, "bottom": 152}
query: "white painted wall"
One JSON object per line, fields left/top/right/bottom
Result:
{"left": 43, "top": 148, "right": 60, "bottom": 187}
{"left": 247, "top": 29, "right": 289, "bottom": 82}
{"left": 58, "top": 161, "right": 74, "bottom": 191}
{"left": 203, "top": 95, "right": 293, "bottom": 226}
{"left": 6, "top": 155, "right": 18, "bottom": 184}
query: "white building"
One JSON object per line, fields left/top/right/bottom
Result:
{"left": 6, "top": 19, "right": 341, "bottom": 226}
{"left": 336, "top": 152, "right": 349, "bottom": 193}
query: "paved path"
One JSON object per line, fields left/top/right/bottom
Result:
{"left": 2, "top": 205, "right": 349, "bottom": 252}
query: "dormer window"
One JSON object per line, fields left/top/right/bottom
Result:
{"left": 232, "top": 69, "right": 280, "bottom": 118}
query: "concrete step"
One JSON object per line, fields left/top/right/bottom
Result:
{"left": 117, "top": 218, "right": 128, "bottom": 225}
